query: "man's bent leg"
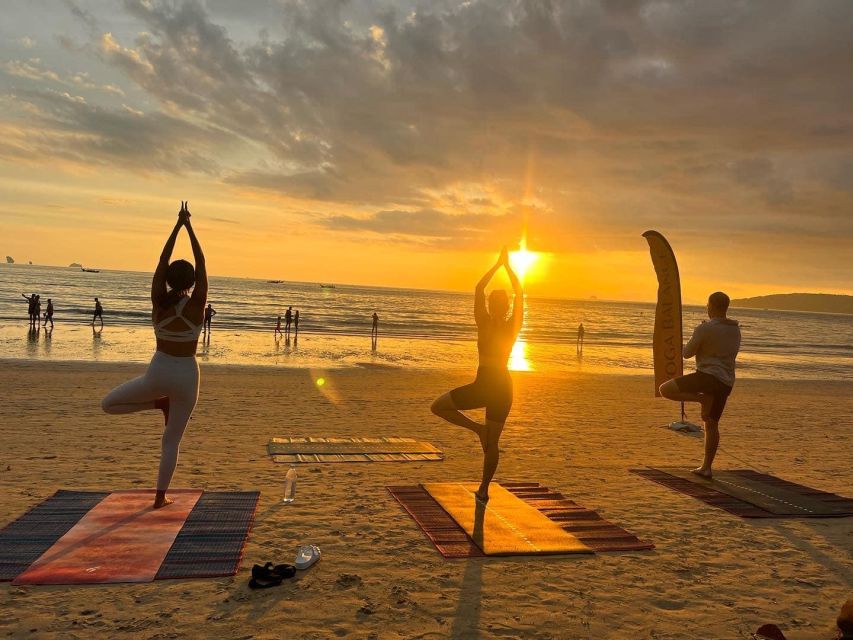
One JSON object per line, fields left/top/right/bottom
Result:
{"left": 694, "top": 418, "right": 719, "bottom": 478}
{"left": 660, "top": 379, "right": 713, "bottom": 419}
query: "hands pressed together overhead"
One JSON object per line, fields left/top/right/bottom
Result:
{"left": 178, "top": 201, "right": 192, "bottom": 226}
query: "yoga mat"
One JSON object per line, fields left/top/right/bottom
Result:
{"left": 389, "top": 483, "right": 653, "bottom": 558}
{"left": 13, "top": 490, "right": 202, "bottom": 585}
{"left": 156, "top": 491, "right": 260, "bottom": 579}
{"left": 388, "top": 486, "right": 484, "bottom": 558}
{"left": 632, "top": 468, "right": 853, "bottom": 518}
{"left": 269, "top": 436, "right": 443, "bottom": 463}
{"left": 500, "top": 483, "right": 655, "bottom": 552}
{"left": 422, "top": 483, "right": 593, "bottom": 555}
{"left": 0, "top": 490, "right": 108, "bottom": 581}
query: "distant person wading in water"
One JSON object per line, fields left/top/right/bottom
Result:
{"left": 91, "top": 297, "right": 104, "bottom": 329}
{"left": 431, "top": 247, "right": 523, "bottom": 502}
{"left": 100, "top": 202, "right": 207, "bottom": 509}
{"left": 43, "top": 298, "right": 54, "bottom": 329}
{"left": 22, "top": 293, "right": 37, "bottom": 327}
{"left": 203, "top": 303, "right": 216, "bottom": 334}
{"left": 659, "top": 291, "right": 741, "bottom": 478}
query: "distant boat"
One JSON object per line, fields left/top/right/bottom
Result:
{"left": 5, "top": 256, "right": 13, "bottom": 264}
{"left": 320, "top": 284, "right": 336, "bottom": 289}
{"left": 81, "top": 267, "right": 100, "bottom": 273}
{"left": 267, "top": 280, "right": 284, "bottom": 284}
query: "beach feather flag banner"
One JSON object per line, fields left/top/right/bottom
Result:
{"left": 642, "top": 231, "right": 683, "bottom": 396}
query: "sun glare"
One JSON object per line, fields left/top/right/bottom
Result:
{"left": 509, "top": 248, "right": 538, "bottom": 280}
{"left": 509, "top": 339, "right": 531, "bottom": 372}
{"left": 509, "top": 236, "right": 540, "bottom": 282}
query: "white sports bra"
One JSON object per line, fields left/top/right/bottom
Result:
{"left": 153, "top": 296, "right": 203, "bottom": 342}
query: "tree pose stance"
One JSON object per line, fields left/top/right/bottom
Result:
{"left": 101, "top": 202, "right": 208, "bottom": 508}
{"left": 431, "top": 247, "right": 523, "bottom": 502}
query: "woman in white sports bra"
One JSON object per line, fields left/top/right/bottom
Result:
{"left": 101, "top": 202, "right": 208, "bottom": 508}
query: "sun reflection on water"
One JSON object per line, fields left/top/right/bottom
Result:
{"left": 509, "top": 339, "right": 531, "bottom": 372}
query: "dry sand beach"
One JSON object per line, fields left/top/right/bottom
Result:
{"left": 0, "top": 360, "right": 850, "bottom": 639}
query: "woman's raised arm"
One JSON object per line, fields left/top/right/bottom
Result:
{"left": 504, "top": 252, "right": 524, "bottom": 335}
{"left": 152, "top": 203, "right": 185, "bottom": 304}
{"left": 475, "top": 248, "right": 505, "bottom": 326}
{"left": 184, "top": 205, "right": 208, "bottom": 305}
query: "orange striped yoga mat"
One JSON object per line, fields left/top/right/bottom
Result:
{"left": 13, "top": 490, "right": 202, "bottom": 585}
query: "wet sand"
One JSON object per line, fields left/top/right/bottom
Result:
{"left": 0, "top": 360, "right": 850, "bottom": 639}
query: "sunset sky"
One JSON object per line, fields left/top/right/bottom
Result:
{"left": 1, "top": 0, "right": 852, "bottom": 303}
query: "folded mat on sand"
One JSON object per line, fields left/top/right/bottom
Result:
{"left": 420, "top": 483, "right": 593, "bottom": 555}
{"left": 631, "top": 468, "right": 853, "bottom": 518}
{"left": 269, "top": 436, "right": 443, "bottom": 463}
{"left": 390, "top": 483, "right": 653, "bottom": 558}
{"left": 1, "top": 490, "right": 260, "bottom": 584}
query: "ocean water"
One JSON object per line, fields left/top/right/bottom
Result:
{"left": 1, "top": 264, "right": 850, "bottom": 381}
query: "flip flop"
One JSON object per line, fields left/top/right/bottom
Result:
{"left": 273, "top": 564, "right": 296, "bottom": 579}
{"left": 753, "top": 624, "right": 787, "bottom": 640}
{"left": 248, "top": 574, "right": 283, "bottom": 589}
{"left": 294, "top": 545, "right": 321, "bottom": 570}
{"left": 252, "top": 562, "right": 277, "bottom": 581}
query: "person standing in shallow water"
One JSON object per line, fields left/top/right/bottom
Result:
{"left": 203, "top": 303, "right": 216, "bottom": 334}
{"left": 577, "top": 322, "right": 585, "bottom": 354}
{"left": 22, "top": 293, "right": 37, "bottom": 327}
{"left": 284, "top": 306, "right": 293, "bottom": 337}
{"left": 371, "top": 312, "right": 379, "bottom": 348}
{"left": 43, "top": 298, "right": 54, "bottom": 329}
{"left": 100, "top": 202, "right": 207, "bottom": 509}
{"left": 91, "top": 297, "right": 104, "bottom": 329}
{"left": 431, "top": 247, "right": 523, "bottom": 502}
{"left": 659, "top": 291, "right": 741, "bottom": 479}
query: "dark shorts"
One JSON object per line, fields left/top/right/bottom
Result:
{"left": 450, "top": 366, "right": 513, "bottom": 423}
{"left": 675, "top": 371, "right": 732, "bottom": 422}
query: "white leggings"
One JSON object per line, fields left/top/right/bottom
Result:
{"left": 101, "top": 351, "right": 200, "bottom": 491}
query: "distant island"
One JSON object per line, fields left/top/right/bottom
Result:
{"left": 69, "top": 262, "right": 82, "bottom": 268}
{"left": 731, "top": 293, "right": 853, "bottom": 315}
{"left": 5, "top": 256, "right": 13, "bottom": 264}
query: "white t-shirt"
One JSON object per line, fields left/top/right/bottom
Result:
{"left": 683, "top": 317, "right": 741, "bottom": 387}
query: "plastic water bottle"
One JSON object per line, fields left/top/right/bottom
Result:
{"left": 283, "top": 466, "right": 297, "bottom": 503}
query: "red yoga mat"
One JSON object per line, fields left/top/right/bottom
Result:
{"left": 13, "top": 490, "right": 202, "bottom": 585}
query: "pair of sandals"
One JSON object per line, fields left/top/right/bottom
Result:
{"left": 249, "top": 545, "right": 321, "bottom": 589}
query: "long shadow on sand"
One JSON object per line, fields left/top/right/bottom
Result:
{"left": 449, "top": 499, "right": 486, "bottom": 638}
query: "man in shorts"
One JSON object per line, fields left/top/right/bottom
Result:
{"left": 659, "top": 291, "right": 741, "bottom": 478}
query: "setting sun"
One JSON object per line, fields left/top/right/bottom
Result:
{"left": 509, "top": 237, "right": 541, "bottom": 282}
